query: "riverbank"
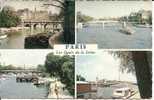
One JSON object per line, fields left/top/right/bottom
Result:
{"left": 47, "top": 80, "right": 73, "bottom": 99}
{"left": 0, "top": 27, "right": 24, "bottom": 34}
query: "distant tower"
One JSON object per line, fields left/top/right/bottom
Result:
{"left": 96, "top": 77, "right": 99, "bottom": 89}
{"left": 96, "top": 76, "right": 99, "bottom": 82}
{"left": 34, "top": 6, "right": 37, "bottom": 19}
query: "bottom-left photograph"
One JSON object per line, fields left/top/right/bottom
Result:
{"left": 0, "top": 50, "right": 75, "bottom": 99}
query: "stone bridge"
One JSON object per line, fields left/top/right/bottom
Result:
{"left": 85, "top": 20, "right": 138, "bottom": 29}
{"left": 22, "top": 20, "right": 64, "bottom": 35}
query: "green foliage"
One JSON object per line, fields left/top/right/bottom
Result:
{"left": 77, "top": 75, "right": 86, "bottom": 81}
{"left": 45, "top": 54, "right": 61, "bottom": 76}
{"left": 42, "top": 0, "right": 75, "bottom": 44}
{"left": 77, "top": 11, "right": 94, "bottom": 23}
{"left": 120, "top": 10, "right": 152, "bottom": 25}
{"left": 37, "top": 64, "right": 46, "bottom": 72}
{"left": 63, "top": 0, "right": 75, "bottom": 44}
{"left": 45, "top": 53, "right": 75, "bottom": 96}
{"left": 0, "top": 6, "right": 21, "bottom": 28}
{"left": 109, "top": 51, "right": 135, "bottom": 74}
{"left": 0, "top": 64, "right": 23, "bottom": 70}
{"left": 61, "top": 61, "right": 74, "bottom": 95}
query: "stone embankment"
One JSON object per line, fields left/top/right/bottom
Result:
{"left": 47, "top": 80, "right": 73, "bottom": 98}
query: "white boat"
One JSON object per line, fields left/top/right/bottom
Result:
{"left": 112, "top": 87, "right": 132, "bottom": 99}
{"left": 119, "top": 27, "right": 135, "bottom": 35}
{"left": 77, "top": 23, "right": 83, "bottom": 29}
{"left": 0, "top": 34, "right": 7, "bottom": 39}
{"left": 33, "top": 78, "right": 48, "bottom": 85}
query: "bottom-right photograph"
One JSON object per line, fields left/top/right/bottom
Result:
{"left": 76, "top": 51, "right": 152, "bottom": 99}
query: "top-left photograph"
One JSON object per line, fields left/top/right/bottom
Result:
{"left": 0, "top": 0, "right": 75, "bottom": 49}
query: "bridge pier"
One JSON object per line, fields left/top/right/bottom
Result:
{"left": 30, "top": 24, "right": 34, "bottom": 35}
{"left": 40, "top": 23, "right": 45, "bottom": 32}
{"left": 52, "top": 23, "right": 56, "bottom": 33}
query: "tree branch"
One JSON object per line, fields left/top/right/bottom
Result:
{"left": 52, "top": 0, "right": 65, "bottom": 6}
{"left": 43, "top": 3, "right": 64, "bottom": 9}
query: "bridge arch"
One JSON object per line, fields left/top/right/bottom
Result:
{"left": 24, "top": 23, "right": 31, "bottom": 27}
{"left": 33, "top": 23, "right": 40, "bottom": 29}
{"left": 22, "top": 20, "right": 63, "bottom": 35}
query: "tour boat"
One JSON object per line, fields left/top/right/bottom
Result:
{"left": 112, "top": 87, "right": 132, "bottom": 99}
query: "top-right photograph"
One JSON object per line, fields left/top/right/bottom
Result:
{"left": 76, "top": 0, "right": 152, "bottom": 49}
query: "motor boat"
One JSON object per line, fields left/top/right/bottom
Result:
{"left": 119, "top": 27, "right": 135, "bottom": 35}
{"left": 112, "top": 87, "right": 133, "bottom": 99}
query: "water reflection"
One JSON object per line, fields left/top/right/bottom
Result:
{"left": 0, "top": 28, "right": 49, "bottom": 49}
{"left": 0, "top": 75, "right": 48, "bottom": 99}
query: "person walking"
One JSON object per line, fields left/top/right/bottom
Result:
{"left": 54, "top": 82, "right": 59, "bottom": 98}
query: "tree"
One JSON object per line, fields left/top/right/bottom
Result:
{"left": 77, "top": 11, "right": 94, "bottom": 23}
{"left": 45, "top": 53, "right": 75, "bottom": 95}
{"left": 77, "top": 75, "right": 86, "bottom": 81}
{"left": 37, "top": 64, "right": 46, "bottom": 72}
{"left": 45, "top": 53, "right": 62, "bottom": 77}
{"left": 0, "top": 64, "right": 23, "bottom": 70}
{"left": 43, "top": 0, "right": 75, "bottom": 44}
{"left": 61, "top": 61, "right": 74, "bottom": 95}
{"left": 132, "top": 52, "right": 152, "bottom": 98}
{"left": 111, "top": 51, "right": 152, "bottom": 99}
{"left": 0, "top": 6, "right": 21, "bottom": 28}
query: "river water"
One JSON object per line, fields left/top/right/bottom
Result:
{"left": 77, "top": 23, "right": 152, "bottom": 49}
{"left": 0, "top": 31, "right": 25, "bottom": 49}
{"left": 0, "top": 28, "right": 48, "bottom": 49}
{"left": 96, "top": 83, "right": 139, "bottom": 98}
{"left": 77, "top": 0, "right": 152, "bottom": 49}
{"left": 0, "top": 75, "right": 48, "bottom": 99}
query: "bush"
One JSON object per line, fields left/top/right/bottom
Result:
{"left": 45, "top": 53, "right": 75, "bottom": 96}
{"left": 0, "top": 6, "right": 21, "bottom": 28}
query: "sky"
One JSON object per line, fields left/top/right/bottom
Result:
{"left": 76, "top": 51, "right": 137, "bottom": 83}
{"left": 0, "top": 0, "right": 61, "bottom": 14}
{"left": 77, "top": 1, "right": 152, "bottom": 19}
{"left": 0, "top": 50, "right": 53, "bottom": 68}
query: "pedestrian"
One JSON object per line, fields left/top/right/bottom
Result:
{"left": 54, "top": 83, "right": 59, "bottom": 98}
